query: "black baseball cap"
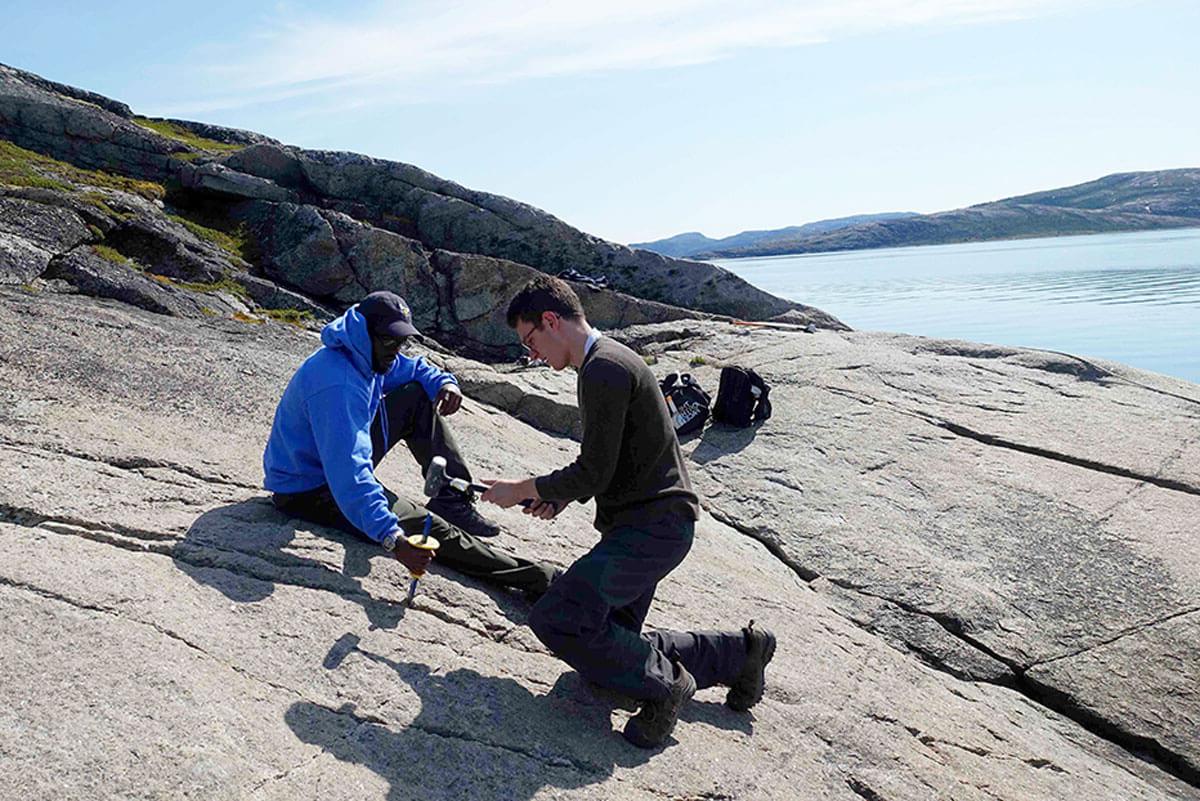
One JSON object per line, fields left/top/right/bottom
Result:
{"left": 357, "top": 291, "right": 421, "bottom": 338}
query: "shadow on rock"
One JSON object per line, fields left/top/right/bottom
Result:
{"left": 689, "top": 423, "right": 761, "bottom": 464}
{"left": 174, "top": 497, "right": 410, "bottom": 630}
{"left": 175, "top": 498, "right": 534, "bottom": 631}
{"left": 290, "top": 639, "right": 661, "bottom": 800}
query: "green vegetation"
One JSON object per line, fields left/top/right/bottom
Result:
{"left": 689, "top": 355, "right": 707, "bottom": 367}
{"left": 0, "top": 140, "right": 71, "bottom": 191}
{"left": 171, "top": 274, "right": 250, "bottom": 299}
{"left": 232, "top": 311, "right": 265, "bottom": 325}
{"left": 0, "top": 140, "right": 164, "bottom": 200}
{"left": 263, "top": 308, "right": 314, "bottom": 326}
{"left": 92, "top": 244, "right": 129, "bottom": 265}
{"left": 168, "top": 214, "right": 251, "bottom": 260}
{"left": 80, "top": 192, "right": 133, "bottom": 220}
{"left": 642, "top": 354, "right": 659, "bottom": 366}
{"left": 133, "top": 117, "right": 242, "bottom": 154}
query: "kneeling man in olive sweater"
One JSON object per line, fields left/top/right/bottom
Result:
{"left": 483, "top": 276, "right": 776, "bottom": 748}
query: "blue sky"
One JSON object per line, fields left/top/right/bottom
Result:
{"left": 2, "top": 1, "right": 1196, "bottom": 243}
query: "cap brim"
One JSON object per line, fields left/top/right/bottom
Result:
{"left": 378, "top": 319, "right": 421, "bottom": 338}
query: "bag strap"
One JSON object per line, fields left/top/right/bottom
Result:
{"left": 660, "top": 372, "right": 680, "bottom": 393}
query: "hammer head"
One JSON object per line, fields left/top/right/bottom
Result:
{"left": 423, "top": 455, "right": 449, "bottom": 497}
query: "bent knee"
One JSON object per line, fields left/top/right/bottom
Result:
{"left": 530, "top": 585, "right": 605, "bottom": 648}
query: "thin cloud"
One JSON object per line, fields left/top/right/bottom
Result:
{"left": 161, "top": 0, "right": 1100, "bottom": 115}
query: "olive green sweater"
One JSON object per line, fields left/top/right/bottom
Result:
{"left": 535, "top": 336, "right": 700, "bottom": 532}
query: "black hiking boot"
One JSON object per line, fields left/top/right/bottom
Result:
{"left": 725, "top": 620, "right": 776, "bottom": 712}
{"left": 622, "top": 664, "right": 695, "bottom": 749}
{"left": 425, "top": 496, "right": 501, "bottom": 538}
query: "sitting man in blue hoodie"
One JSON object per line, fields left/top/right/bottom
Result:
{"left": 263, "top": 291, "right": 556, "bottom": 597}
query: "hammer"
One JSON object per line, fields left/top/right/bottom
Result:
{"left": 422, "top": 455, "right": 554, "bottom": 512}
{"left": 423, "top": 455, "right": 490, "bottom": 497}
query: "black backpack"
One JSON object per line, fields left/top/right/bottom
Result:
{"left": 712, "top": 366, "right": 773, "bottom": 427}
{"left": 659, "top": 372, "right": 711, "bottom": 436}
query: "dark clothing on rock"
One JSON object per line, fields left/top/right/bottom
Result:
{"left": 529, "top": 336, "right": 745, "bottom": 702}
{"left": 272, "top": 381, "right": 556, "bottom": 596}
{"left": 535, "top": 337, "right": 700, "bottom": 534}
{"left": 272, "top": 484, "right": 555, "bottom": 596}
{"left": 529, "top": 514, "right": 746, "bottom": 699}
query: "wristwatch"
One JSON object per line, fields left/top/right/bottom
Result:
{"left": 380, "top": 531, "right": 398, "bottom": 551}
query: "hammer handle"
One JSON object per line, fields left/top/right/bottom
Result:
{"left": 446, "top": 477, "right": 542, "bottom": 508}
{"left": 449, "top": 477, "right": 492, "bottom": 494}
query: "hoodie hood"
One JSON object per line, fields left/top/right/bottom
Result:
{"left": 320, "top": 307, "right": 375, "bottom": 378}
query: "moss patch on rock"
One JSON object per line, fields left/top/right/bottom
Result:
{"left": 133, "top": 118, "right": 243, "bottom": 154}
{"left": 167, "top": 214, "right": 251, "bottom": 261}
{"left": 91, "top": 244, "right": 130, "bottom": 265}
{"left": 0, "top": 140, "right": 165, "bottom": 200}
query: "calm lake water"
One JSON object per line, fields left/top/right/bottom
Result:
{"left": 715, "top": 228, "right": 1200, "bottom": 385}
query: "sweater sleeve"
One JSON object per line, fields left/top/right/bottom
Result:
{"left": 308, "top": 385, "right": 398, "bottom": 544}
{"left": 535, "top": 358, "right": 631, "bottom": 501}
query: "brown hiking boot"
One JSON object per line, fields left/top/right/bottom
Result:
{"left": 725, "top": 620, "right": 776, "bottom": 712}
{"left": 623, "top": 664, "right": 695, "bottom": 748}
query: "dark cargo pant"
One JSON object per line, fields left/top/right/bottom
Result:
{"left": 272, "top": 382, "right": 557, "bottom": 596}
{"left": 528, "top": 514, "right": 748, "bottom": 701}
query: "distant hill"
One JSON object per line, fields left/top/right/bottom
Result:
{"left": 700, "top": 169, "right": 1200, "bottom": 258}
{"left": 631, "top": 212, "right": 918, "bottom": 258}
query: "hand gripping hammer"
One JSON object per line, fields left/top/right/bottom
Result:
{"left": 422, "top": 455, "right": 540, "bottom": 509}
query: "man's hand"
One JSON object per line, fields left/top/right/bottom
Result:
{"left": 393, "top": 538, "right": 436, "bottom": 575}
{"left": 436, "top": 384, "right": 463, "bottom": 416}
{"left": 481, "top": 477, "right": 536, "bottom": 509}
{"left": 525, "top": 498, "right": 567, "bottom": 521}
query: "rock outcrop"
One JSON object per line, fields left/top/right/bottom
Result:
{"left": 1, "top": 62, "right": 833, "bottom": 327}
{"left": 2, "top": 62, "right": 1198, "bottom": 801}
{"left": 2, "top": 288, "right": 1198, "bottom": 801}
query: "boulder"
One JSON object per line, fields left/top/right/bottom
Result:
{"left": 43, "top": 246, "right": 232, "bottom": 317}
{"left": 429, "top": 250, "right": 704, "bottom": 359}
{"left": 232, "top": 199, "right": 433, "bottom": 307}
{"left": 0, "top": 233, "right": 52, "bottom": 285}
{"left": 0, "top": 195, "right": 92, "bottom": 254}
{"left": 179, "top": 162, "right": 297, "bottom": 203}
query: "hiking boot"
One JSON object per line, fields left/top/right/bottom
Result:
{"left": 725, "top": 620, "right": 776, "bottom": 712}
{"left": 425, "top": 496, "right": 501, "bottom": 538}
{"left": 622, "top": 664, "right": 695, "bottom": 749}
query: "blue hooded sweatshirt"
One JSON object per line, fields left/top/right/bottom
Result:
{"left": 262, "top": 307, "right": 457, "bottom": 544}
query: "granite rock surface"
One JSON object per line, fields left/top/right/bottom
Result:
{"left": 1, "top": 289, "right": 1198, "bottom": 801}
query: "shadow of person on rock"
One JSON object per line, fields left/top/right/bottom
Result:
{"left": 175, "top": 497, "right": 414, "bottom": 630}
{"left": 288, "top": 636, "right": 658, "bottom": 800}
{"left": 175, "top": 497, "right": 537, "bottom": 632}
